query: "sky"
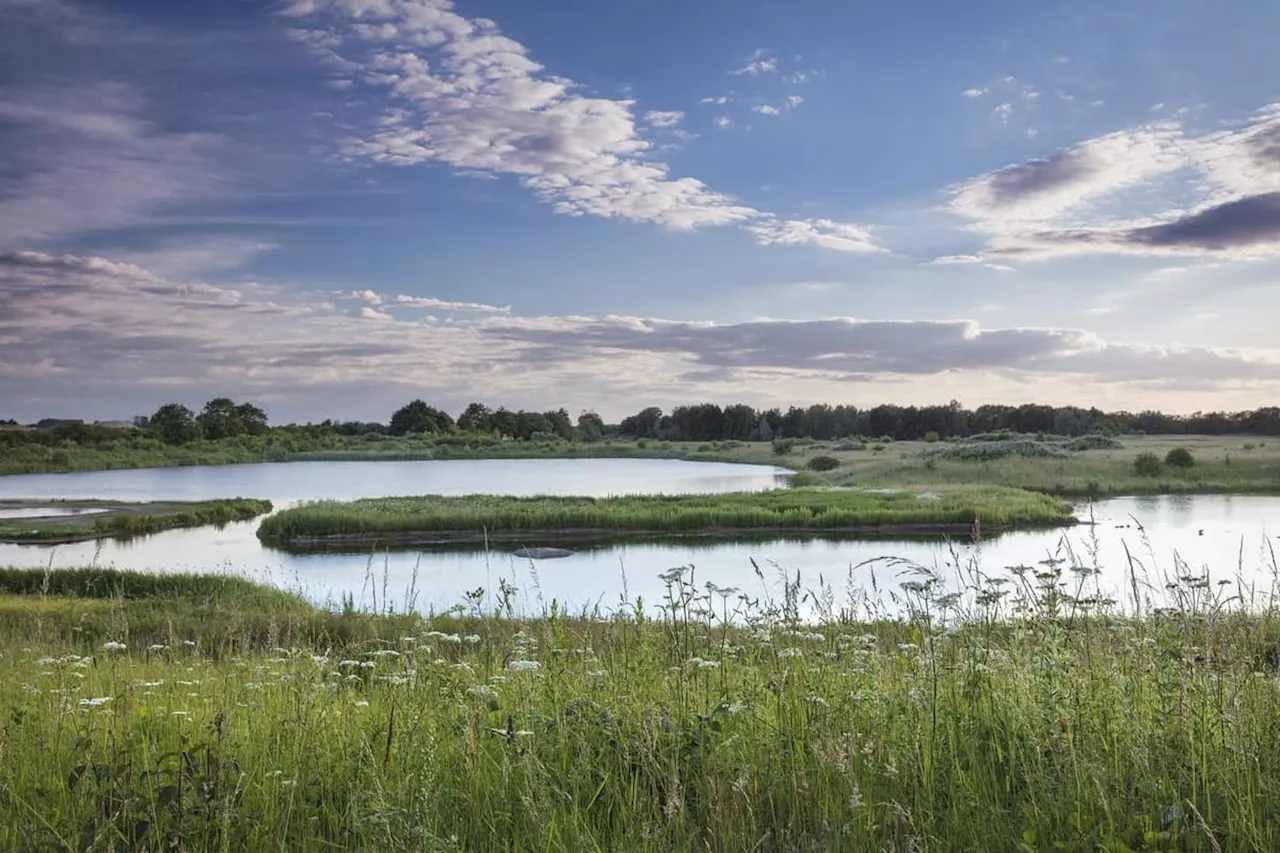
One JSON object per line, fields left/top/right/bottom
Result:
{"left": 2, "top": 0, "right": 1280, "bottom": 423}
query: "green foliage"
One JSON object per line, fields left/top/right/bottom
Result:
{"left": 1165, "top": 447, "right": 1196, "bottom": 469}
{"left": 149, "top": 403, "right": 202, "bottom": 445}
{"left": 772, "top": 438, "right": 797, "bottom": 455}
{"left": 923, "top": 430, "right": 941, "bottom": 443}
{"left": 1134, "top": 452, "right": 1163, "bottom": 476}
{"left": 0, "top": 499, "right": 272, "bottom": 544}
{"left": 787, "top": 470, "right": 818, "bottom": 487}
{"left": 389, "top": 400, "right": 455, "bottom": 436}
{"left": 805, "top": 455, "right": 841, "bottom": 472}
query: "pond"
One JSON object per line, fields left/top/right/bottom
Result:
{"left": 0, "top": 460, "right": 1275, "bottom": 617}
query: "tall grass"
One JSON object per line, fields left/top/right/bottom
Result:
{"left": 2, "top": 551, "right": 1280, "bottom": 851}
{"left": 257, "top": 487, "right": 1074, "bottom": 545}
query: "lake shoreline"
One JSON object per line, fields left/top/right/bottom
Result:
{"left": 0, "top": 498, "right": 273, "bottom": 544}
{"left": 265, "top": 518, "right": 1079, "bottom": 552}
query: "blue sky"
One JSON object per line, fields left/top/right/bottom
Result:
{"left": 3, "top": 0, "right": 1279, "bottom": 422}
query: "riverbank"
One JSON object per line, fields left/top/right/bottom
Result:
{"left": 5, "top": 431, "right": 1279, "bottom": 498}
{"left": 0, "top": 498, "right": 272, "bottom": 544}
{"left": 256, "top": 487, "right": 1074, "bottom": 549}
{"left": 1, "top": 567, "right": 1278, "bottom": 851}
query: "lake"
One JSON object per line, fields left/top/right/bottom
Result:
{"left": 0, "top": 459, "right": 1276, "bottom": 617}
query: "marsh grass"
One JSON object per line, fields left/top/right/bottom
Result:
{"left": 0, "top": 499, "right": 272, "bottom": 543}
{"left": 3, "top": 542, "right": 1280, "bottom": 851}
{"left": 256, "top": 487, "right": 1074, "bottom": 545}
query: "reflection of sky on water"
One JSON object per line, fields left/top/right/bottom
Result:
{"left": 0, "top": 460, "right": 1275, "bottom": 618}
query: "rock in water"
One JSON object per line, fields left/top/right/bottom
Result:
{"left": 512, "top": 547, "right": 574, "bottom": 560}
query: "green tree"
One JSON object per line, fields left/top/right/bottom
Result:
{"left": 543, "top": 408, "right": 576, "bottom": 441}
{"left": 198, "top": 398, "right": 245, "bottom": 441}
{"left": 577, "top": 411, "right": 606, "bottom": 443}
{"left": 1165, "top": 447, "right": 1195, "bottom": 469}
{"left": 389, "top": 400, "right": 454, "bottom": 436}
{"left": 236, "top": 403, "right": 269, "bottom": 436}
{"left": 1133, "top": 452, "right": 1162, "bottom": 477}
{"left": 457, "top": 402, "right": 493, "bottom": 433}
{"left": 150, "top": 404, "right": 202, "bottom": 445}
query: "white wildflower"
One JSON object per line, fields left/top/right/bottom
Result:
{"left": 101, "top": 641, "right": 127, "bottom": 652}
{"left": 370, "top": 649, "right": 400, "bottom": 658}
{"left": 778, "top": 648, "right": 803, "bottom": 659}
{"left": 463, "top": 634, "right": 481, "bottom": 645}
{"left": 35, "top": 657, "right": 58, "bottom": 666}
{"left": 509, "top": 660, "right": 541, "bottom": 672}
{"left": 355, "top": 700, "right": 370, "bottom": 708}
{"left": 79, "top": 697, "right": 112, "bottom": 707}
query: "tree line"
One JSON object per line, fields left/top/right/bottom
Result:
{"left": 3, "top": 398, "right": 1280, "bottom": 450}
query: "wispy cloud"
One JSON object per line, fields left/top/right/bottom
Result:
{"left": 992, "top": 103, "right": 1014, "bottom": 124}
{"left": 962, "top": 87, "right": 987, "bottom": 98}
{"left": 700, "top": 95, "right": 730, "bottom": 105}
{"left": 729, "top": 49, "right": 778, "bottom": 77}
{"left": 949, "top": 104, "right": 1280, "bottom": 259}
{"left": 285, "top": 0, "right": 877, "bottom": 252}
{"left": 644, "top": 110, "right": 684, "bottom": 128}
{"left": 752, "top": 104, "right": 781, "bottom": 116}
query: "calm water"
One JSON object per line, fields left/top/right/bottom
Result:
{"left": 0, "top": 460, "right": 1275, "bottom": 616}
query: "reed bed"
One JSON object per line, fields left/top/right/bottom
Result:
{"left": 2, "top": 554, "right": 1279, "bottom": 851}
{"left": 256, "top": 487, "right": 1073, "bottom": 544}
{"left": 0, "top": 499, "right": 272, "bottom": 543}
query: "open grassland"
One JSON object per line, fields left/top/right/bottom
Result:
{"left": 0, "top": 499, "right": 272, "bottom": 544}
{"left": 693, "top": 434, "right": 1280, "bottom": 496}
{"left": 2, "top": 565, "right": 1280, "bottom": 851}
{"left": 256, "top": 487, "right": 1074, "bottom": 548}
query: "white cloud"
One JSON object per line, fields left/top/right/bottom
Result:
{"left": 644, "top": 110, "right": 684, "bottom": 128}
{"left": 287, "top": 0, "right": 880, "bottom": 252}
{"left": 753, "top": 104, "right": 781, "bottom": 116}
{"left": 929, "top": 254, "right": 984, "bottom": 265}
{"left": 963, "top": 88, "right": 987, "bottom": 98}
{"left": 746, "top": 218, "right": 885, "bottom": 254}
{"left": 730, "top": 51, "right": 778, "bottom": 76}
{"left": 700, "top": 95, "right": 730, "bottom": 105}
{"left": 4, "top": 250, "right": 1279, "bottom": 418}
{"left": 992, "top": 103, "right": 1013, "bottom": 124}
{"left": 1052, "top": 55, "right": 1071, "bottom": 64}
{"left": 786, "top": 95, "right": 804, "bottom": 107}
{"left": 391, "top": 293, "right": 509, "bottom": 312}
{"left": 950, "top": 104, "right": 1280, "bottom": 260}
{"left": 714, "top": 116, "right": 733, "bottom": 129}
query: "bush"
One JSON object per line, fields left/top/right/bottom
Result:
{"left": 788, "top": 470, "right": 818, "bottom": 487}
{"left": 1165, "top": 447, "right": 1195, "bottom": 469}
{"left": 772, "top": 438, "right": 798, "bottom": 455}
{"left": 805, "top": 455, "right": 840, "bottom": 472}
{"left": 834, "top": 440, "right": 864, "bottom": 451}
{"left": 1134, "top": 452, "right": 1162, "bottom": 476}
{"left": 923, "top": 431, "right": 940, "bottom": 443}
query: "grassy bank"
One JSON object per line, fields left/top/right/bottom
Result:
{"left": 2, "top": 566, "right": 1280, "bottom": 850}
{"left": 0, "top": 498, "right": 272, "bottom": 544}
{"left": 6, "top": 430, "right": 1279, "bottom": 499}
{"left": 256, "top": 486, "right": 1074, "bottom": 548}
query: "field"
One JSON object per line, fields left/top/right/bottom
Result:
{"left": 255, "top": 486, "right": 1074, "bottom": 549}
{"left": 1, "top": 564, "right": 1279, "bottom": 851}
{"left": 693, "top": 434, "right": 1280, "bottom": 496}
{"left": 0, "top": 499, "right": 272, "bottom": 544}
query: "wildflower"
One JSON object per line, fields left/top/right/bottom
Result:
{"left": 463, "top": 634, "right": 481, "bottom": 645}
{"left": 369, "top": 649, "right": 401, "bottom": 658}
{"left": 488, "top": 675, "right": 507, "bottom": 684}
{"left": 101, "top": 641, "right": 127, "bottom": 652}
{"left": 724, "top": 701, "right": 746, "bottom": 714}
{"left": 359, "top": 661, "right": 376, "bottom": 669}
{"left": 311, "top": 656, "right": 328, "bottom": 666}
{"left": 587, "top": 669, "right": 607, "bottom": 678}
{"left": 338, "top": 659, "right": 360, "bottom": 667}
{"left": 778, "top": 648, "right": 803, "bottom": 659}
{"left": 355, "top": 700, "right": 370, "bottom": 708}
{"left": 170, "top": 711, "right": 189, "bottom": 717}
{"left": 183, "top": 640, "right": 197, "bottom": 647}
{"left": 35, "top": 657, "right": 58, "bottom": 666}
{"left": 138, "top": 681, "right": 164, "bottom": 688}
{"left": 896, "top": 643, "right": 919, "bottom": 652}
{"left": 79, "top": 697, "right": 112, "bottom": 707}
{"left": 509, "top": 660, "right": 541, "bottom": 672}
{"left": 279, "top": 673, "right": 292, "bottom": 682}
{"left": 377, "top": 675, "right": 409, "bottom": 686}
{"left": 282, "top": 780, "right": 296, "bottom": 789}
{"left": 71, "top": 658, "right": 92, "bottom": 669}
{"left": 176, "top": 680, "right": 200, "bottom": 686}
{"left": 264, "top": 770, "right": 283, "bottom": 778}
{"left": 515, "top": 730, "right": 534, "bottom": 737}
{"left": 147, "top": 644, "right": 168, "bottom": 652}
{"left": 465, "top": 684, "right": 498, "bottom": 700}
{"left": 440, "top": 634, "right": 462, "bottom": 645}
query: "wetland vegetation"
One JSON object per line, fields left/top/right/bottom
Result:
{"left": 0, "top": 499, "right": 272, "bottom": 544}
{"left": 2, "top": 562, "right": 1279, "bottom": 851}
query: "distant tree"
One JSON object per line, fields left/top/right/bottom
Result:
{"left": 458, "top": 402, "right": 493, "bottom": 433}
{"left": 150, "top": 404, "right": 202, "bottom": 445}
{"left": 236, "top": 403, "right": 269, "bottom": 436}
{"left": 388, "top": 400, "right": 454, "bottom": 436}
{"left": 198, "top": 398, "right": 245, "bottom": 440}
{"left": 1165, "top": 447, "right": 1195, "bottom": 469}
{"left": 514, "top": 411, "right": 550, "bottom": 440}
{"left": 1133, "top": 452, "right": 1162, "bottom": 477}
{"left": 543, "top": 408, "right": 576, "bottom": 441}
{"left": 490, "top": 407, "right": 518, "bottom": 438}
{"left": 577, "top": 411, "right": 606, "bottom": 443}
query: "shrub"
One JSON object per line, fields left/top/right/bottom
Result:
{"left": 834, "top": 440, "right": 864, "bottom": 451}
{"left": 772, "top": 438, "right": 798, "bottom": 455}
{"left": 788, "top": 470, "right": 818, "bottom": 487}
{"left": 1134, "top": 452, "right": 1162, "bottom": 477}
{"left": 871, "top": 443, "right": 886, "bottom": 452}
{"left": 923, "top": 458, "right": 938, "bottom": 471}
{"left": 1165, "top": 447, "right": 1195, "bottom": 469}
{"left": 923, "top": 431, "right": 940, "bottom": 443}
{"left": 805, "top": 455, "right": 840, "bottom": 472}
